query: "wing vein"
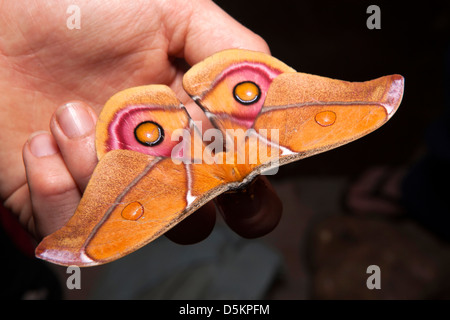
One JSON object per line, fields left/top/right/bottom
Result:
{"left": 81, "top": 156, "right": 163, "bottom": 252}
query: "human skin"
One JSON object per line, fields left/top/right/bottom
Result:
{"left": 0, "top": 0, "right": 282, "bottom": 244}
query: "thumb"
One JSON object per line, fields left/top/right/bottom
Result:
{"left": 182, "top": 0, "right": 270, "bottom": 65}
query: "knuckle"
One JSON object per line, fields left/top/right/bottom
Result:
{"left": 31, "top": 170, "right": 77, "bottom": 199}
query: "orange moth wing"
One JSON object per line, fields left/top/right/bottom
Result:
{"left": 36, "top": 85, "right": 231, "bottom": 266}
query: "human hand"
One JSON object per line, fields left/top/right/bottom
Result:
{"left": 0, "top": 0, "right": 281, "bottom": 243}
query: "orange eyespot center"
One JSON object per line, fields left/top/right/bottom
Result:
{"left": 134, "top": 121, "right": 164, "bottom": 146}
{"left": 234, "top": 81, "right": 261, "bottom": 104}
{"left": 315, "top": 111, "right": 336, "bottom": 127}
{"left": 121, "top": 201, "right": 144, "bottom": 221}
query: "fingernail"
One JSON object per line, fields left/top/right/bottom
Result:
{"left": 28, "top": 131, "right": 58, "bottom": 158}
{"left": 56, "top": 103, "right": 94, "bottom": 138}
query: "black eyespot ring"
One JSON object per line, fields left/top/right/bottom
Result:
{"left": 233, "top": 81, "right": 261, "bottom": 105}
{"left": 134, "top": 121, "right": 164, "bottom": 147}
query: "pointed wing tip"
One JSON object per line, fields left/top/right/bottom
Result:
{"left": 35, "top": 242, "right": 98, "bottom": 267}
{"left": 384, "top": 74, "right": 405, "bottom": 119}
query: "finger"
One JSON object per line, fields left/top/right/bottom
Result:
{"left": 50, "top": 101, "right": 98, "bottom": 192}
{"left": 164, "top": 201, "right": 216, "bottom": 244}
{"left": 181, "top": 0, "right": 271, "bottom": 66}
{"left": 215, "top": 176, "right": 282, "bottom": 238}
{"left": 23, "top": 131, "right": 81, "bottom": 239}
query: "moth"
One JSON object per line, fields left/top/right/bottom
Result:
{"left": 35, "top": 49, "right": 404, "bottom": 266}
